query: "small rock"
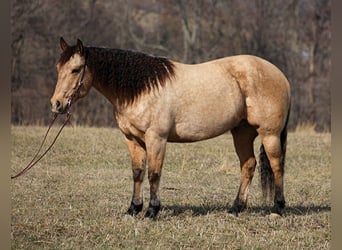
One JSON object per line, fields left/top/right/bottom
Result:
{"left": 268, "top": 213, "right": 281, "bottom": 219}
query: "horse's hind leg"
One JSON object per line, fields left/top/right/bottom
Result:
{"left": 229, "top": 123, "right": 258, "bottom": 215}
{"left": 260, "top": 134, "right": 286, "bottom": 215}
{"left": 125, "top": 136, "right": 147, "bottom": 216}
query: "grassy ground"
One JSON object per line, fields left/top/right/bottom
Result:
{"left": 11, "top": 126, "right": 331, "bottom": 249}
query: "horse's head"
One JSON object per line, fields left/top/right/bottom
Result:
{"left": 50, "top": 37, "right": 92, "bottom": 114}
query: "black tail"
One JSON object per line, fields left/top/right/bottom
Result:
{"left": 259, "top": 106, "right": 290, "bottom": 200}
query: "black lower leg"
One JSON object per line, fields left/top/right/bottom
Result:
{"left": 145, "top": 201, "right": 161, "bottom": 219}
{"left": 127, "top": 201, "right": 143, "bottom": 216}
{"left": 228, "top": 198, "right": 247, "bottom": 216}
{"left": 271, "top": 198, "right": 285, "bottom": 215}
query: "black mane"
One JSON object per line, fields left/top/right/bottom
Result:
{"left": 59, "top": 46, "right": 175, "bottom": 103}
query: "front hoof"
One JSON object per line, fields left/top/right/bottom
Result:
{"left": 127, "top": 202, "right": 143, "bottom": 216}
{"left": 144, "top": 204, "right": 161, "bottom": 220}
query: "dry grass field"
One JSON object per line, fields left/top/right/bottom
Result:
{"left": 11, "top": 126, "right": 331, "bottom": 249}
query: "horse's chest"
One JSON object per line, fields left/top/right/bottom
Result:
{"left": 115, "top": 113, "right": 148, "bottom": 139}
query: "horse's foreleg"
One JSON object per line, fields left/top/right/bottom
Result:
{"left": 229, "top": 125, "right": 258, "bottom": 215}
{"left": 125, "top": 137, "right": 147, "bottom": 216}
{"left": 144, "top": 132, "right": 167, "bottom": 219}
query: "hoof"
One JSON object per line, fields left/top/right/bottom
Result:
{"left": 228, "top": 201, "right": 246, "bottom": 216}
{"left": 270, "top": 200, "right": 285, "bottom": 216}
{"left": 127, "top": 202, "right": 143, "bottom": 216}
{"left": 144, "top": 204, "right": 161, "bottom": 220}
{"left": 228, "top": 207, "right": 240, "bottom": 217}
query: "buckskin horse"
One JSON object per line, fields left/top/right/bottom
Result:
{"left": 50, "top": 38, "right": 291, "bottom": 219}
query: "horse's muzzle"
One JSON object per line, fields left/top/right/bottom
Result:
{"left": 51, "top": 99, "right": 69, "bottom": 114}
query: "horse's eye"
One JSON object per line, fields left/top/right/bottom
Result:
{"left": 71, "top": 68, "right": 81, "bottom": 74}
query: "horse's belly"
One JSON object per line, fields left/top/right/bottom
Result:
{"left": 168, "top": 95, "right": 245, "bottom": 142}
{"left": 168, "top": 118, "right": 238, "bottom": 142}
{"left": 166, "top": 62, "right": 246, "bottom": 142}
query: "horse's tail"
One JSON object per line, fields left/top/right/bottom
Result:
{"left": 259, "top": 105, "right": 290, "bottom": 200}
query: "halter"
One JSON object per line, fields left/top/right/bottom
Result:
{"left": 67, "top": 61, "right": 87, "bottom": 109}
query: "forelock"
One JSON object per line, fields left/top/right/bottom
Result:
{"left": 58, "top": 45, "right": 78, "bottom": 66}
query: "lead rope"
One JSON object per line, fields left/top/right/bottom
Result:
{"left": 12, "top": 60, "right": 86, "bottom": 179}
{"left": 11, "top": 112, "right": 71, "bottom": 179}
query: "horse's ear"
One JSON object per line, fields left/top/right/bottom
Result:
{"left": 60, "top": 37, "right": 69, "bottom": 51}
{"left": 76, "top": 39, "right": 84, "bottom": 56}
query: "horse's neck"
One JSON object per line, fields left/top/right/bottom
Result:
{"left": 91, "top": 79, "right": 117, "bottom": 106}
{"left": 92, "top": 78, "right": 136, "bottom": 116}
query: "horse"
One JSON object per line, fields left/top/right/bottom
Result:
{"left": 51, "top": 37, "right": 291, "bottom": 219}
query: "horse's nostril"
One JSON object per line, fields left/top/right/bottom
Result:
{"left": 56, "top": 100, "right": 61, "bottom": 109}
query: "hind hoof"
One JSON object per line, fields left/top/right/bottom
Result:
{"left": 228, "top": 207, "right": 240, "bottom": 217}
{"left": 270, "top": 200, "right": 285, "bottom": 216}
